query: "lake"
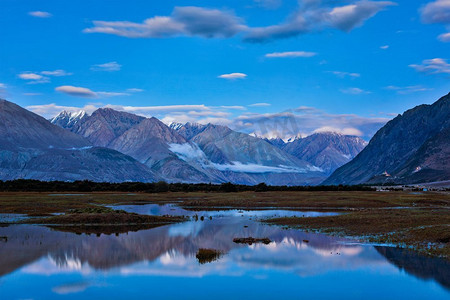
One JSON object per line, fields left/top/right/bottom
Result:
{"left": 0, "top": 204, "right": 449, "bottom": 299}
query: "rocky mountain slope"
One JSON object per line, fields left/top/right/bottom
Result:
{"left": 110, "top": 118, "right": 213, "bottom": 183}
{"left": 0, "top": 99, "right": 158, "bottom": 182}
{"left": 70, "top": 108, "right": 145, "bottom": 147}
{"left": 173, "top": 123, "right": 326, "bottom": 185}
{"left": 324, "top": 93, "right": 450, "bottom": 185}
{"left": 282, "top": 132, "right": 367, "bottom": 175}
{"left": 49, "top": 107, "right": 329, "bottom": 185}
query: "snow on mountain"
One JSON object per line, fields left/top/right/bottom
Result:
{"left": 50, "top": 110, "right": 87, "bottom": 129}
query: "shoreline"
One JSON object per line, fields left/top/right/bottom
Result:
{"left": 0, "top": 191, "right": 448, "bottom": 259}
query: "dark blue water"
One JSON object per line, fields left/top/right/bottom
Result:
{"left": 0, "top": 205, "right": 448, "bottom": 299}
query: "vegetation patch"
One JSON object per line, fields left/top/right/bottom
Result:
{"left": 50, "top": 224, "right": 165, "bottom": 236}
{"left": 233, "top": 237, "right": 272, "bottom": 245}
{"left": 1, "top": 191, "right": 449, "bottom": 216}
{"left": 265, "top": 208, "right": 450, "bottom": 258}
{"left": 22, "top": 206, "right": 186, "bottom": 226}
{"left": 1, "top": 190, "right": 449, "bottom": 259}
{"left": 195, "top": 248, "right": 224, "bottom": 264}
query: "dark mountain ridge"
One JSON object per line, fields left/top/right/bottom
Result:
{"left": 324, "top": 93, "right": 450, "bottom": 185}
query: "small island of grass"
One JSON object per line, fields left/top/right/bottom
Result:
{"left": 196, "top": 248, "right": 224, "bottom": 264}
{"left": 21, "top": 206, "right": 186, "bottom": 235}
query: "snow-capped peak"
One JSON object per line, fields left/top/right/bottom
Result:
{"left": 169, "top": 122, "right": 184, "bottom": 131}
{"left": 50, "top": 110, "right": 87, "bottom": 129}
{"left": 250, "top": 132, "right": 302, "bottom": 144}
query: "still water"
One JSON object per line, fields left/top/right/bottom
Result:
{"left": 0, "top": 204, "right": 448, "bottom": 299}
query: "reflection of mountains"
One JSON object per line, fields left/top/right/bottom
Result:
{"left": 376, "top": 247, "right": 450, "bottom": 290}
{"left": 0, "top": 220, "right": 449, "bottom": 290}
{"left": 1, "top": 220, "right": 350, "bottom": 275}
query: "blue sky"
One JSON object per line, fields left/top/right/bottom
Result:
{"left": 0, "top": 0, "right": 449, "bottom": 139}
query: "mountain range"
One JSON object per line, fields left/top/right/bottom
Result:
{"left": 43, "top": 101, "right": 367, "bottom": 185}
{"left": 324, "top": 92, "right": 450, "bottom": 185}
{"left": 51, "top": 111, "right": 337, "bottom": 185}
{"left": 3, "top": 93, "right": 447, "bottom": 185}
{"left": 266, "top": 133, "right": 367, "bottom": 175}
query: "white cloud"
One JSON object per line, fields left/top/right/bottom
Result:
{"left": 328, "top": 71, "right": 360, "bottom": 78}
{"left": 52, "top": 282, "right": 91, "bottom": 295}
{"left": 18, "top": 72, "right": 50, "bottom": 84}
{"left": 340, "top": 87, "right": 369, "bottom": 94}
{"left": 41, "top": 70, "right": 72, "bottom": 76}
{"left": 29, "top": 11, "right": 52, "bottom": 18}
{"left": 96, "top": 92, "right": 130, "bottom": 97}
{"left": 27, "top": 103, "right": 98, "bottom": 118}
{"left": 220, "top": 105, "right": 246, "bottom": 110}
{"left": 421, "top": 0, "right": 450, "bottom": 24}
{"left": 18, "top": 70, "right": 71, "bottom": 84}
{"left": 23, "top": 93, "right": 42, "bottom": 96}
{"left": 265, "top": 51, "right": 317, "bottom": 58}
{"left": 105, "top": 104, "right": 210, "bottom": 114}
{"left": 83, "top": 2, "right": 395, "bottom": 43}
{"left": 328, "top": 1, "right": 396, "bottom": 32}
{"left": 30, "top": 101, "right": 236, "bottom": 123}
{"left": 244, "top": 1, "right": 396, "bottom": 42}
{"left": 409, "top": 58, "right": 450, "bottom": 74}
{"left": 384, "top": 85, "right": 432, "bottom": 94}
{"left": 169, "top": 143, "right": 208, "bottom": 162}
{"left": 126, "top": 88, "right": 144, "bottom": 93}
{"left": 90, "top": 61, "right": 122, "bottom": 72}
{"left": 380, "top": 45, "right": 389, "bottom": 49}
{"left": 248, "top": 103, "right": 271, "bottom": 107}
{"left": 421, "top": 1, "right": 450, "bottom": 41}
{"left": 0, "top": 83, "right": 6, "bottom": 89}
{"left": 211, "top": 161, "right": 308, "bottom": 173}
{"left": 218, "top": 73, "right": 247, "bottom": 79}
{"left": 314, "top": 126, "right": 363, "bottom": 136}
{"left": 55, "top": 86, "right": 98, "bottom": 98}
{"left": 438, "top": 32, "right": 450, "bottom": 42}
{"left": 233, "top": 108, "right": 388, "bottom": 140}
{"left": 28, "top": 102, "right": 389, "bottom": 140}
{"left": 19, "top": 73, "right": 44, "bottom": 80}
{"left": 84, "top": 7, "right": 247, "bottom": 39}
{"left": 54, "top": 86, "right": 135, "bottom": 98}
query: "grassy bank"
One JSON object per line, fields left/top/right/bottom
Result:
{"left": 23, "top": 207, "right": 185, "bottom": 225}
{"left": 0, "top": 191, "right": 449, "bottom": 215}
{"left": 0, "top": 191, "right": 448, "bottom": 258}
{"left": 265, "top": 209, "right": 450, "bottom": 258}
{"left": 17, "top": 206, "right": 186, "bottom": 235}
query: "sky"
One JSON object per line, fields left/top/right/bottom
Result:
{"left": 0, "top": 0, "right": 449, "bottom": 140}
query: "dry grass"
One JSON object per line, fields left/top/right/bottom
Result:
{"left": 265, "top": 208, "right": 450, "bottom": 258}
{"left": 1, "top": 191, "right": 449, "bottom": 216}
{"left": 1, "top": 191, "right": 448, "bottom": 258}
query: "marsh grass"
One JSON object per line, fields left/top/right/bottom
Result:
{"left": 265, "top": 208, "right": 450, "bottom": 258}
{"left": 1, "top": 191, "right": 448, "bottom": 258}
{"left": 1, "top": 191, "right": 449, "bottom": 215}
{"left": 196, "top": 248, "right": 224, "bottom": 264}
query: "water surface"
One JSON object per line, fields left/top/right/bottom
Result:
{"left": 0, "top": 205, "right": 448, "bottom": 299}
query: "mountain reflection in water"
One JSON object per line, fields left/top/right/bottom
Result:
{"left": 0, "top": 206, "right": 448, "bottom": 299}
